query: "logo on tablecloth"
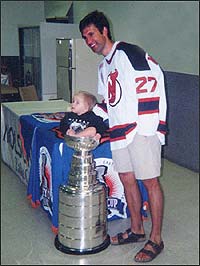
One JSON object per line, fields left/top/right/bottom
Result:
{"left": 95, "top": 158, "right": 128, "bottom": 220}
{"left": 39, "top": 146, "right": 53, "bottom": 216}
{"left": 32, "top": 112, "right": 65, "bottom": 123}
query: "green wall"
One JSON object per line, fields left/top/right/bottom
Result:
{"left": 1, "top": 1, "right": 199, "bottom": 75}
{"left": 44, "top": 1, "right": 72, "bottom": 18}
{"left": 73, "top": 1, "right": 199, "bottom": 75}
{"left": 1, "top": 1, "right": 44, "bottom": 56}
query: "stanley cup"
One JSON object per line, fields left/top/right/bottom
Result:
{"left": 55, "top": 135, "right": 110, "bottom": 254}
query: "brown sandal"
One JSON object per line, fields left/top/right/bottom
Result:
{"left": 134, "top": 239, "right": 164, "bottom": 262}
{"left": 111, "top": 228, "right": 146, "bottom": 245}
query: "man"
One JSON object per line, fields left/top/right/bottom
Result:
{"left": 79, "top": 10, "right": 167, "bottom": 263}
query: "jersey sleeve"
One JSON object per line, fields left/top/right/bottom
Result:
{"left": 156, "top": 69, "right": 168, "bottom": 143}
{"left": 89, "top": 112, "right": 109, "bottom": 136}
{"left": 93, "top": 102, "right": 109, "bottom": 126}
{"left": 97, "top": 61, "right": 107, "bottom": 99}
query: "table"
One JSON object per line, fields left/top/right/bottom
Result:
{"left": 1, "top": 100, "right": 70, "bottom": 185}
{"left": 1, "top": 84, "right": 21, "bottom": 102}
{"left": 1, "top": 101, "right": 148, "bottom": 234}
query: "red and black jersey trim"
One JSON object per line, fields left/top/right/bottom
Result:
{"left": 157, "top": 120, "right": 167, "bottom": 135}
{"left": 138, "top": 97, "right": 160, "bottom": 115}
{"left": 116, "top": 42, "right": 150, "bottom": 71}
{"left": 96, "top": 102, "right": 108, "bottom": 113}
{"left": 109, "top": 122, "right": 137, "bottom": 142}
{"left": 106, "top": 42, "right": 150, "bottom": 70}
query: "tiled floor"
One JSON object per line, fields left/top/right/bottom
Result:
{"left": 1, "top": 159, "right": 199, "bottom": 265}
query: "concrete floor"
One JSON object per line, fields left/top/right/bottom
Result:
{"left": 1, "top": 159, "right": 199, "bottom": 265}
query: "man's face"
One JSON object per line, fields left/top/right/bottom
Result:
{"left": 81, "top": 24, "right": 107, "bottom": 56}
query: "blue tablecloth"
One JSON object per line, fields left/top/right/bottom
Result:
{"left": 19, "top": 112, "right": 148, "bottom": 233}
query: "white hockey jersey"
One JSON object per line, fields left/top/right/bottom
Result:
{"left": 98, "top": 41, "right": 167, "bottom": 151}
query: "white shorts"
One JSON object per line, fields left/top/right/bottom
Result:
{"left": 112, "top": 133, "right": 162, "bottom": 180}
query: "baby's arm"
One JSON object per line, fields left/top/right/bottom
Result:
{"left": 67, "top": 127, "right": 100, "bottom": 139}
{"left": 67, "top": 127, "right": 97, "bottom": 138}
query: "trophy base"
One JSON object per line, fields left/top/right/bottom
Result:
{"left": 54, "top": 234, "right": 110, "bottom": 255}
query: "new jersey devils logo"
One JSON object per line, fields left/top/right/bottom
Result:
{"left": 108, "top": 69, "right": 122, "bottom": 107}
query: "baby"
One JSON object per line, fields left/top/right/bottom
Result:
{"left": 60, "top": 91, "right": 108, "bottom": 140}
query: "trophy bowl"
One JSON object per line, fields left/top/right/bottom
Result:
{"left": 55, "top": 134, "right": 110, "bottom": 254}
{"left": 64, "top": 135, "right": 99, "bottom": 152}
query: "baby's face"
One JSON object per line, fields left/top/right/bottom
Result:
{"left": 71, "top": 94, "right": 89, "bottom": 115}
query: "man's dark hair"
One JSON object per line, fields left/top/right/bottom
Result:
{"left": 79, "top": 10, "right": 112, "bottom": 40}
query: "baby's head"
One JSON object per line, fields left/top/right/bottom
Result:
{"left": 71, "top": 91, "right": 97, "bottom": 115}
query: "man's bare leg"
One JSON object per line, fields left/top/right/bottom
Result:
{"left": 134, "top": 177, "right": 164, "bottom": 262}
{"left": 110, "top": 172, "right": 145, "bottom": 244}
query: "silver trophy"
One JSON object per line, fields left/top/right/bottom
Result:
{"left": 55, "top": 135, "right": 110, "bottom": 254}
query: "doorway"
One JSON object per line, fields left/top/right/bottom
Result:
{"left": 18, "top": 27, "right": 41, "bottom": 99}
